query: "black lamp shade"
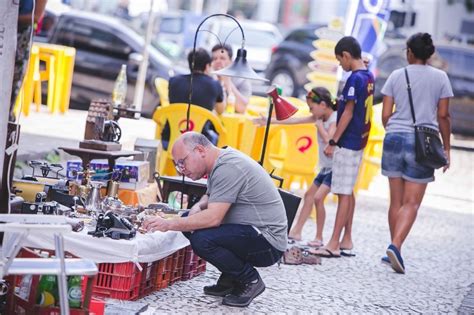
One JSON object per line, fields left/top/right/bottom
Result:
{"left": 212, "top": 48, "right": 269, "bottom": 82}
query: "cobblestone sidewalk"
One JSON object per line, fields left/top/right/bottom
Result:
{"left": 141, "top": 194, "right": 473, "bottom": 314}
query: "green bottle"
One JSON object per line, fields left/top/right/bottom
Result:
{"left": 67, "top": 276, "right": 82, "bottom": 308}
{"left": 36, "top": 275, "right": 57, "bottom": 307}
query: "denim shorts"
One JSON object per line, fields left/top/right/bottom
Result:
{"left": 313, "top": 167, "right": 332, "bottom": 187}
{"left": 382, "top": 132, "right": 434, "bottom": 183}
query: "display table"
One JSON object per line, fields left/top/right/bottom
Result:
{"left": 4, "top": 227, "right": 189, "bottom": 264}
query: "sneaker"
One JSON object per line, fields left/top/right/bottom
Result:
{"left": 203, "top": 274, "right": 236, "bottom": 297}
{"left": 381, "top": 256, "right": 390, "bottom": 265}
{"left": 386, "top": 244, "right": 405, "bottom": 274}
{"left": 222, "top": 275, "right": 266, "bottom": 307}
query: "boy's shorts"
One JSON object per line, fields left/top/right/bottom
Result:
{"left": 381, "top": 132, "right": 434, "bottom": 183}
{"left": 313, "top": 167, "right": 332, "bottom": 187}
{"left": 331, "top": 147, "right": 363, "bottom": 195}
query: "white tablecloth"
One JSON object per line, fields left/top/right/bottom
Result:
{"left": 5, "top": 229, "right": 190, "bottom": 264}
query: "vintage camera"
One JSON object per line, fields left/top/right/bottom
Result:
{"left": 88, "top": 211, "right": 136, "bottom": 240}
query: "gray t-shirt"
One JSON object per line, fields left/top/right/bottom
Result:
{"left": 206, "top": 147, "right": 287, "bottom": 251}
{"left": 381, "top": 64, "right": 453, "bottom": 134}
{"left": 317, "top": 111, "right": 337, "bottom": 169}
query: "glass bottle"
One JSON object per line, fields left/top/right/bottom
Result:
{"left": 36, "top": 275, "right": 57, "bottom": 307}
{"left": 112, "top": 64, "right": 128, "bottom": 107}
{"left": 226, "top": 92, "right": 235, "bottom": 114}
{"left": 67, "top": 276, "right": 82, "bottom": 308}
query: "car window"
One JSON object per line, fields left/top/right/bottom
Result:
{"left": 218, "top": 25, "right": 280, "bottom": 48}
{"left": 436, "top": 47, "right": 474, "bottom": 80}
{"left": 56, "top": 21, "right": 131, "bottom": 59}
{"left": 378, "top": 55, "right": 406, "bottom": 76}
{"left": 286, "top": 29, "right": 317, "bottom": 46}
{"left": 160, "top": 17, "right": 184, "bottom": 34}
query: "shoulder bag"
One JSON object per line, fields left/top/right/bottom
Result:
{"left": 404, "top": 68, "right": 447, "bottom": 169}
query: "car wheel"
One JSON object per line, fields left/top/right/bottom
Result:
{"left": 270, "top": 69, "right": 296, "bottom": 97}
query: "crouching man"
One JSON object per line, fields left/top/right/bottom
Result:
{"left": 143, "top": 132, "right": 287, "bottom": 307}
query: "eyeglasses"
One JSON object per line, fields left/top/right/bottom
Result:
{"left": 173, "top": 147, "right": 196, "bottom": 173}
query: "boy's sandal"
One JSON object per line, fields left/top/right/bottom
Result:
{"left": 307, "top": 240, "right": 324, "bottom": 248}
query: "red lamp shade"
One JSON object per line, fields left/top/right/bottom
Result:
{"left": 266, "top": 87, "right": 298, "bottom": 120}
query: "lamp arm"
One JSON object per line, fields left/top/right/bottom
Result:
{"left": 259, "top": 98, "right": 274, "bottom": 166}
{"left": 183, "top": 14, "right": 246, "bottom": 208}
{"left": 187, "top": 13, "right": 245, "bottom": 131}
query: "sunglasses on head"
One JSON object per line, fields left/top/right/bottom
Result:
{"left": 306, "top": 91, "right": 322, "bottom": 103}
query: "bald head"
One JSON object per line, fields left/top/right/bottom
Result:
{"left": 173, "top": 132, "right": 212, "bottom": 152}
{"left": 171, "top": 132, "right": 217, "bottom": 179}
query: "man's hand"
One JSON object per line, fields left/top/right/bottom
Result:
{"left": 143, "top": 216, "right": 171, "bottom": 233}
{"left": 324, "top": 144, "right": 335, "bottom": 157}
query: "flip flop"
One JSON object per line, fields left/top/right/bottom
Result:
{"left": 307, "top": 240, "right": 324, "bottom": 248}
{"left": 340, "top": 248, "right": 356, "bottom": 257}
{"left": 309, "top": 247, "right": 341, "bottom": 258}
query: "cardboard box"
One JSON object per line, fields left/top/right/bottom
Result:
{"left": 66, "top": 159, "right": 150, "bottom": 186}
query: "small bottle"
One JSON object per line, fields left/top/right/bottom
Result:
{"left": 67, "top": 276, "right": 82, "bottom": 308}
{"left": 226, "top": 92, "right": 235, "bottom": 114}
{"left": 112, "top": 64, "right": 128, "bottom": 107}
{"left": 36, "top": 275, "right": 57, "bottom": 307}
{"left": 17, "top": 275, "right": 33, "bottom": 300}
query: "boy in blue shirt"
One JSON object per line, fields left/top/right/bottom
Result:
{"left": 311, "top": 36, "right": 374, "bottom": 258}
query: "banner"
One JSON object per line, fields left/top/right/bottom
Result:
{"left": 346, "top": 0, "right": 391, "bottom": 69}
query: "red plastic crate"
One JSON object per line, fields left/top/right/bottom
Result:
{"left": 181, "top": 246, "right": 206, "bottom": 281}
{"left": 91, "top": 262, "right": 142, "bottom": 301}
{"left": 170, "top": 249, "right": 185, "bottom": 284}
{"left": 7, "top": 248, "right": 94, "bottom": 315}
{"left": 155, "top": 255, "right": 173, "bottom": 290}
{"left": 138, "top": 262, "right": 158, "bottom": 298}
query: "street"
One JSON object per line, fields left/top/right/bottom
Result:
{"left": 15, "top": 109, "right": 474, "bottom": 313}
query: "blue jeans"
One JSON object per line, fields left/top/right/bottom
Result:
{"left": 382, "top": 132, "right": 434, "bottom": 183}
{"left": 183, "top": 224, "right": 283, "bottom": 284}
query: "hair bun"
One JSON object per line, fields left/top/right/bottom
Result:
{"left": 422, "top": 33, "right": 433, "bottom": 45}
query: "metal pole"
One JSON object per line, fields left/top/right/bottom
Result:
{"left": 132, "top": 0, "right": 157, "bottom": 113}
{"left": 0, "top": 0, "right": 19, "bottom": 211}
{"left": 259, "top": 98, "right": 273, "bottom": 166}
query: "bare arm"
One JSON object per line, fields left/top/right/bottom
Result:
{"left": 214, "top": 101, "right": 225, "bottom": 115}
{"left": 253, "top": 114, "right": 316, "bottom": 126}
{"left": 143, "top": 201, "right": 231, "bottom": 232}
{"left": 323, "top": 102, "right": 354, "bottom": 157}
{"left": 332, "top": 101, "right": 354, "bottom": 143}
{"left": 316, "top": 120, "right": 337, "bottom": 144}
{"left": 382, "top": 95, "right": 395, "bottom": 128}
{"left": 225, "top": 79, "right": 249, "bottom": 113}
{"left": 437, "top": 97, "right": 451, "bottom": 172}
{"left": 187, "top": 194, "right": 208, "bottom": 216}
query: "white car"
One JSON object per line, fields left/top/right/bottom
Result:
{"left": 205, "top": 18, "right": 283, "bottom": 75}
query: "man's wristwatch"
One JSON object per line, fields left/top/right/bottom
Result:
{"left": 329, "top": 139, "right": 338, "bottom": 147}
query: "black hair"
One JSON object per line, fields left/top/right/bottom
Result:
{"left": 406, "top": 32, "right": 435, "bottom": 61}
{"left": 211, "top": 44, "right": 233, "bottom": 59}
{"left": 307, "top": 87, "right": 337, "bottom": 111}
{"left": 187, "top": 48, "right": 212, "bottom": 72}
{"left": 334, "top": 36, "right": 362, "bottom": 59}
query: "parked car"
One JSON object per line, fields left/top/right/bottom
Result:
{"left": 373, "top": 42, "right": 474, "bottom": 136}
{"left": 35, "top": 7, "right": 182, "bottom": 117}
{"left": 206, "top": 18, "right": 282, "bottom": 75}
{"left": 265, "top": 24, "right": 322, "bottom": 97}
